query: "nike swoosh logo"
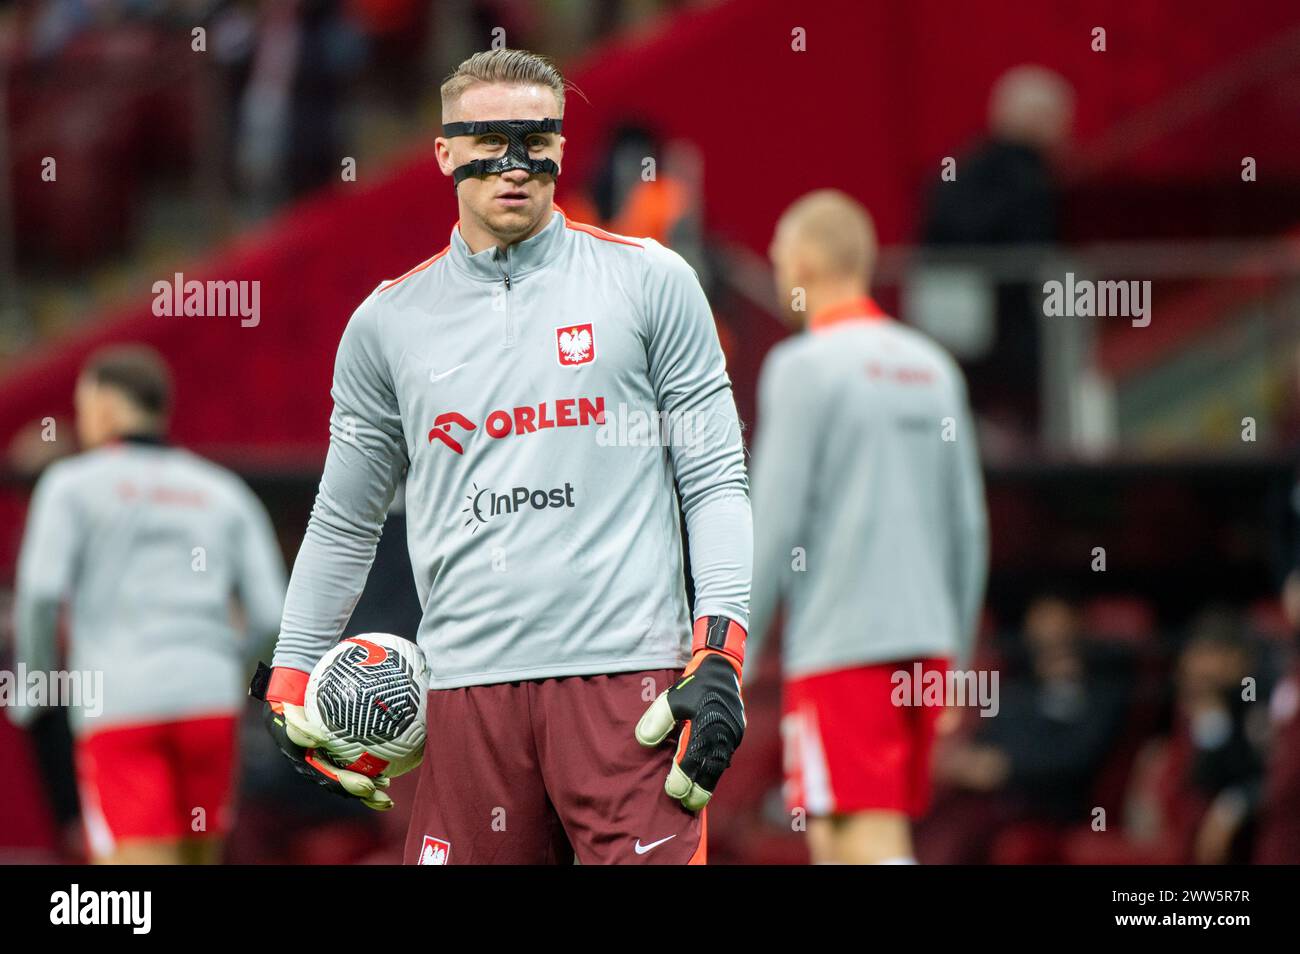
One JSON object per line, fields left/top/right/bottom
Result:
{"left": 429, "top": 362, "right": 468, "bottom": 382}
{"left": 634, "top": 834, "right": 676, "bottom": 855}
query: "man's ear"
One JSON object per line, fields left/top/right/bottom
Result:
{"left": 434, "top": 138, "right": 455, "bottom": 178}
{"left": 789, "top": 249, "right": 816, "bottom": 293}
{"left": 102, "top": 388, "right": 135, "bottom": 436}
{"left": 555, "top": 135, "right": 566, "bottom": 175}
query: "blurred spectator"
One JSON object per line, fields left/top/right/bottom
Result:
{"left": 1179, "top": 610, "right": 1266, "bottom": 863}
{"left": 919, "top": 65, "right": 1074, "bottom": 443}
{"left": 923, "top": 595, "right": 1129, "bottom": 863}
{"left": 349, "top": 0, "right": 430, "bottom": 115}
{"left": 567, "top": 124, "right": 711, "bottom": 289}
{"left": 232, "top": 0, "right": 365, "bottom": 209}
{"left": 1255, "top": 654, "right": 1300, "bottom": 862}
{"left": 1259, "top": 421, "right": 1300, "bottom": 861}
{"left": 1061, "top": 607, "right": 1266, "bottom": 864}
{"left": 565, "top": 123, "right": 729, "bottom": 360}
{"left": 962, "top": 597, "right": 1129, "bottom": 817}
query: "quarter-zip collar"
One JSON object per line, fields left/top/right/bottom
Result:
{"left": 447, "top": 206, "right": 566, "bottom": 284}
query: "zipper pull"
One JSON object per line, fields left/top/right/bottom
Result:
{"left": 503, "top": 274, "right": 511, "bottom": 291}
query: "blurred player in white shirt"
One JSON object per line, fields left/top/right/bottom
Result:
{"left": 11, "top": 345, "right": 287, "bottom": 863}
{"left": 748, "top": 192, "right": 988, "bottom": 863}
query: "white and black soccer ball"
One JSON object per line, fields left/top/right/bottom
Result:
{"left": 304, "top": 634, "right": 429, "bottom": 779}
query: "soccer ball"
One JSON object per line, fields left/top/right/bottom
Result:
{"left": 303, "top": 633, "right": 429, "bottom": 779}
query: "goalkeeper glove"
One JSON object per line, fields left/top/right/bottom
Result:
{"left": 248, "top": 662, "right": 393, "bottom": 811}
{"left": 635, "top": 616, "right": 747, "bottom": 811}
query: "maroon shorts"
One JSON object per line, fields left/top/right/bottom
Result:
{"left": 403, "top": 669, "right": 706, "bottom": 865}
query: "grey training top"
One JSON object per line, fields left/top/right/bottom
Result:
{"left": 272, "top": 208, "right": 752, "bottom": 688}
{"left": 14, "top": 439, "right": 287, "bottom": 734}
{"left": 746, "top": 305, "right": 988, "bottom": 679}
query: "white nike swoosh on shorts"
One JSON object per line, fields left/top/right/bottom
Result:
{"left": 633, "top": 834, "right": 677, "bottom": 855}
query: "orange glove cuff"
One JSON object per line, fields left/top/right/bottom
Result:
{"left": 690, "top": 616, "right": 747, "bottom": 674}
{"left": 266, "top": 667, "right": 310, "bottom": 706}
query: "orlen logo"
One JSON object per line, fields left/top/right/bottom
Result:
{"left": 428, "top": 397, "right": 605, "bottom": 455}
{"left": 463, "top": 481, "right": 576, "bottom": 533}
{"left": 428, "top": 412, "right": 476, "bottom": 455}
{"left": 865, "top": 361, "right": 936, "bottom": 385}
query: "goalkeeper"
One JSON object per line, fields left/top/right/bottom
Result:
{"left": 255, "top": 49, "right": 751, "bottom": 865}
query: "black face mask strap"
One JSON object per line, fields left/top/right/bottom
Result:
{"left": 442, "top": 119, "right": 563, "bottom": 186}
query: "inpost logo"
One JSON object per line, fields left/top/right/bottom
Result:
{"left": 462, "top": 481, "right": 576, "bottom": 533}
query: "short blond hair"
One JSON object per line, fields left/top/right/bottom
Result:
{"left": 441, "top": 49, "right": 567, "bottom": 117}
{"left": 778, "top": 189, "right": 877, "bottom": 282}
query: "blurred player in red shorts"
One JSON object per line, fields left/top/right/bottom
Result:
{"left": 10, "top": 346, "right": 287, "bottom": 863}
{"left": 748, "top": 191, "right": 989, "bottom": 863}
